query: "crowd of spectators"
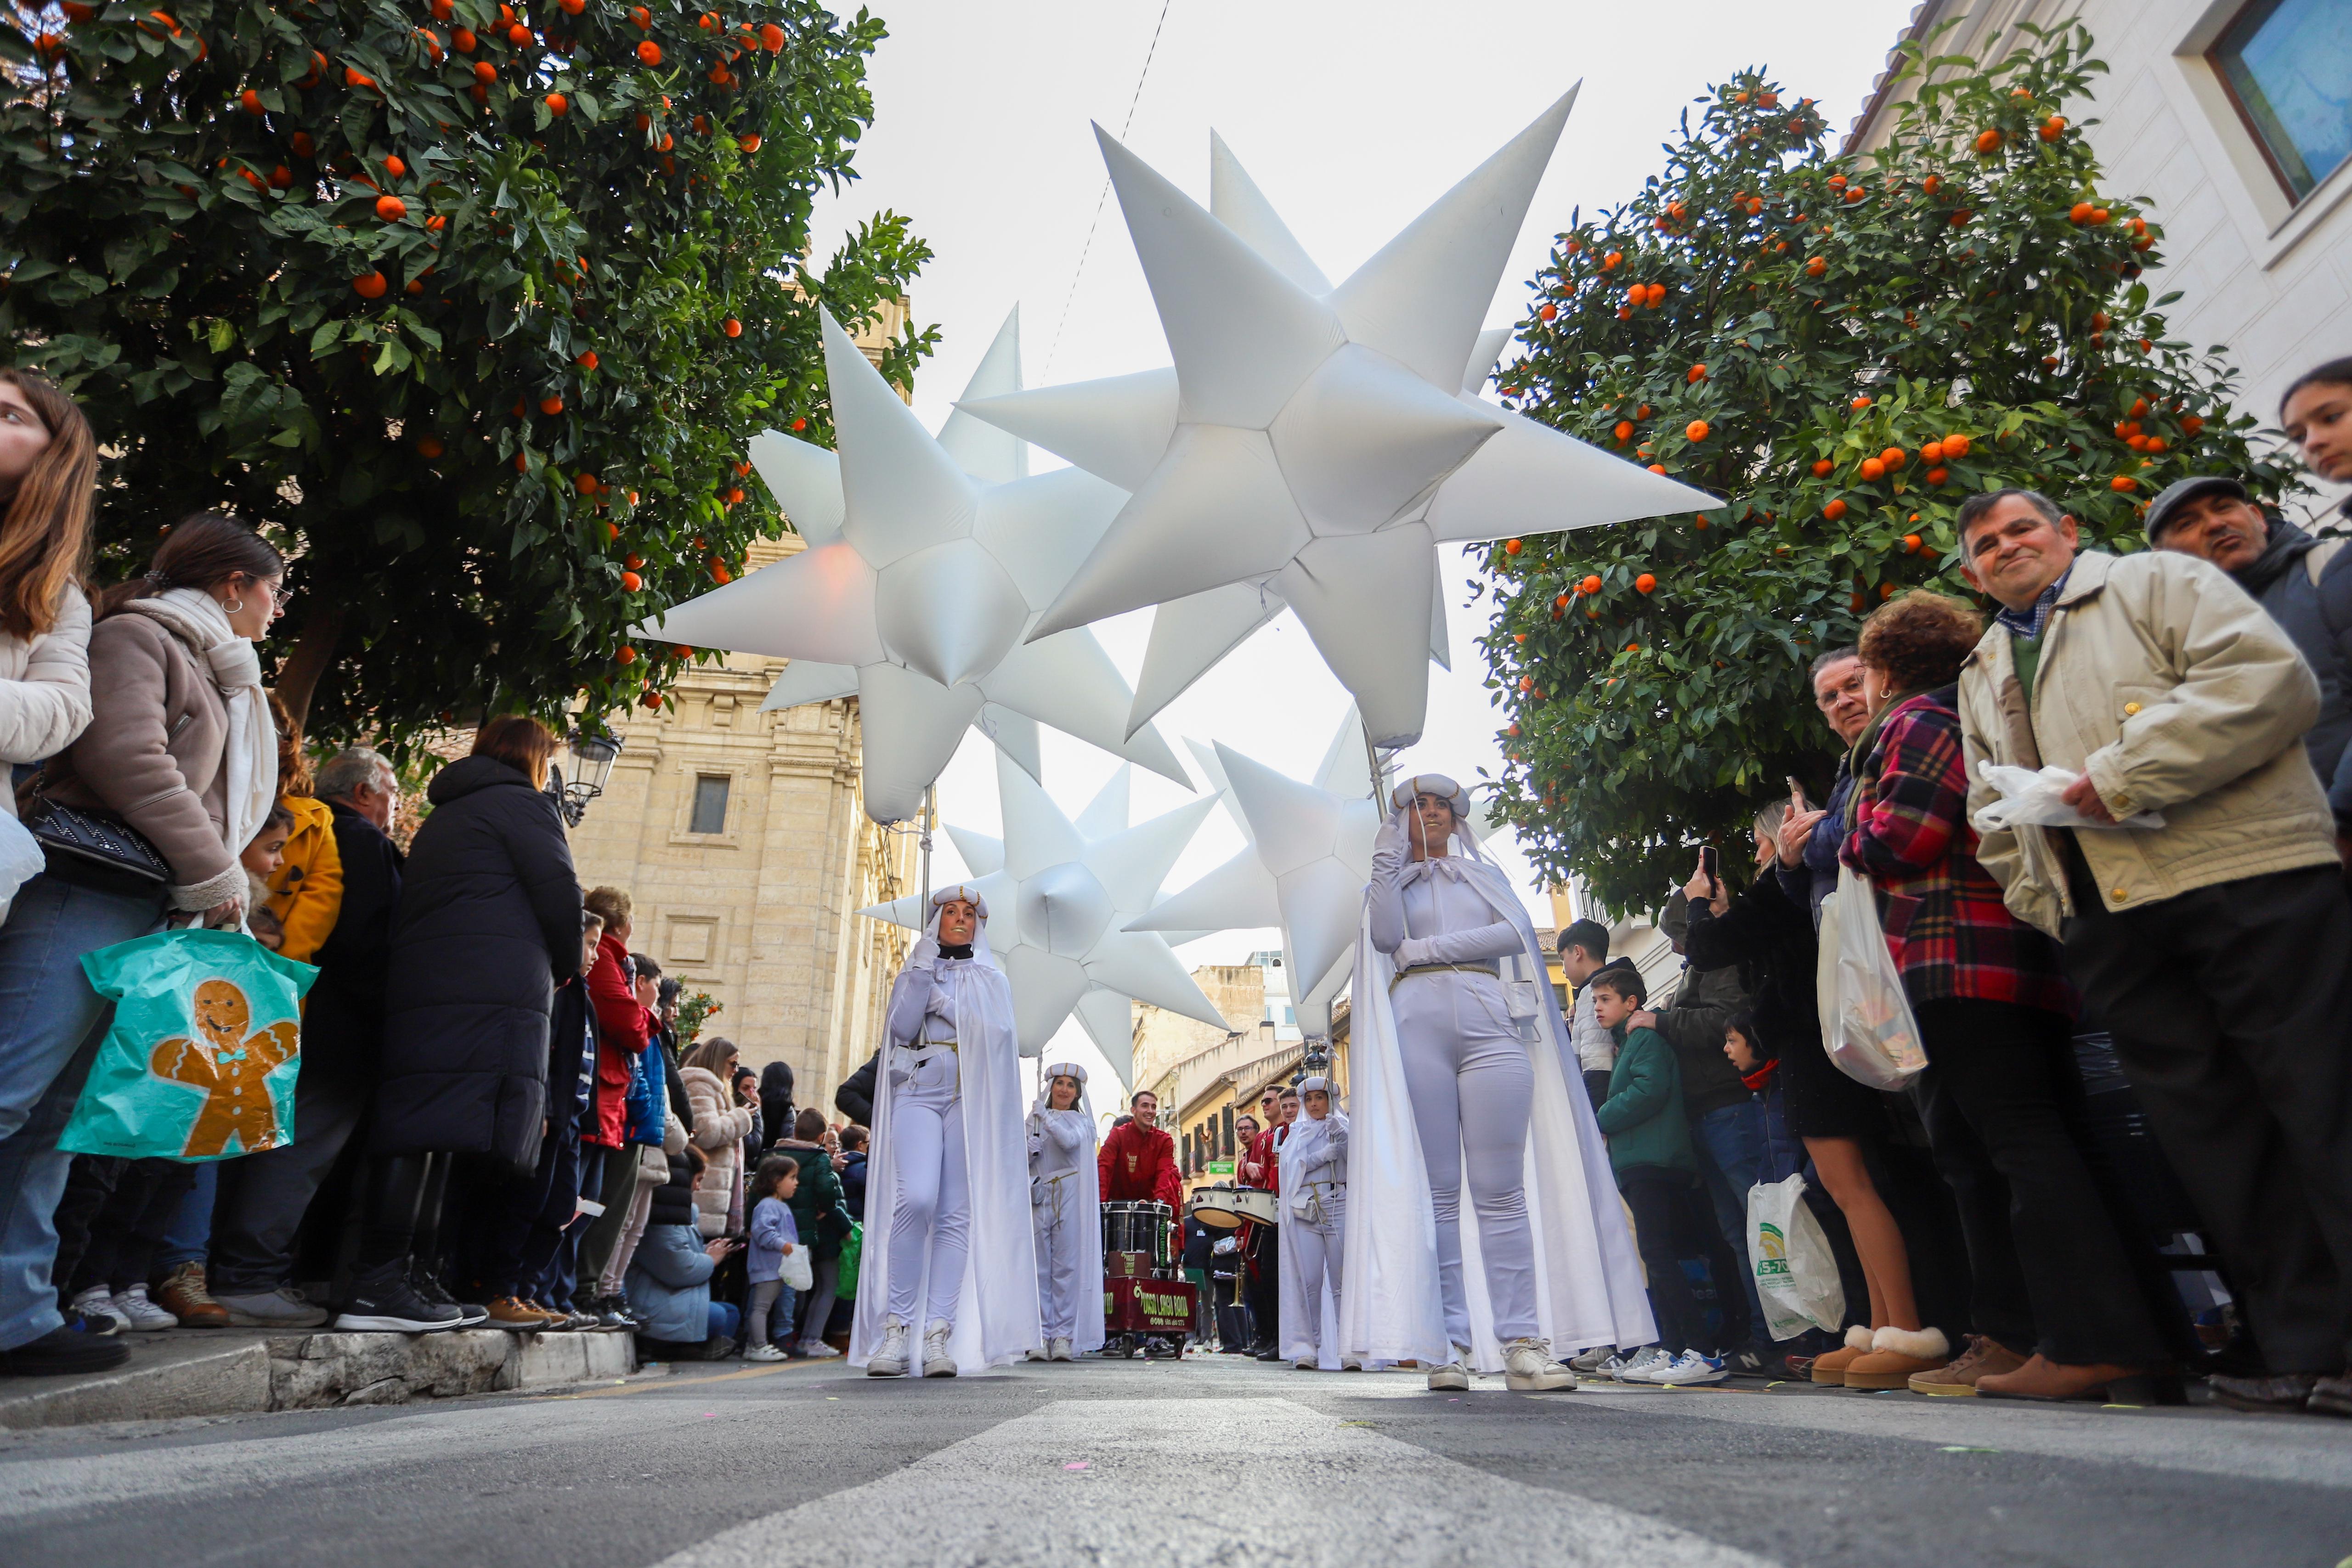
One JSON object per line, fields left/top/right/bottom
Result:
{"left": 1566, "top": 355, "right": 2352, "bottom": 1415}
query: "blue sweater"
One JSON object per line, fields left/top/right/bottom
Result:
{"left": 748, "top": 1196, "right": 798, "bottom": 1284}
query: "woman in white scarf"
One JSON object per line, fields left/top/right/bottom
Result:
{"left": 852, "top": 885, "right": 1040, "bottom": 1377}
{"left": 1342, "top": 775, "right": 1654, "bottom": 1392}
{"left": 1024, "top": 1061, "right": 1103, "bottom": 1362}
{"left": 1279, "top": 1074, "right": 1356, "bottom": 1371}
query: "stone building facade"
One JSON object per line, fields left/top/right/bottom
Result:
{"left": 566, "top": 301, "right": 919, "bottom": 1113}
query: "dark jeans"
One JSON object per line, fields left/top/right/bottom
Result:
{"left": 1620, "top": 1166, "right": 1743, "bottom": 1354}
{"left": 1908, "top": 1057, "right": 2036, "bottom": 1355}
{"left": 60, "top": 1156, "right": 199, "bottom": 1296}
{"left": 1690, "top": 1101, "right": 1770, "bottom": 1343}
{"left": 459, "top": 1128, "right": 581, "bottom": 1302}
{"left": 572, "top": 1145, "right": 635, "bottom": 1290}
{"left": 210, "top": 1066, "right": 371, "bottom": 1296}
{"left": 1244, "top": 1220, "right": 1279, "bottom": 1347}
{"left": 1911, "top": 998, "right": 2175, "bottom": 1365}
{"left": 352, "top": 1151, "right": 447, "bottom": 1282}
{"left": 2063, "top": 856, "right": 2352, "bottom": 1372}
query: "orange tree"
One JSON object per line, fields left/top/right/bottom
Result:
{"left": 1476, "top": 23, "right": 2294, "bottom": 914}
{"left": 0, "top": 0, "right": 932, "bottom": 752}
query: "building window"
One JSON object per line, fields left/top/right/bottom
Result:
{"left": 2211, "top": 0, "right": 2352, "bottom": 202}
{"left": 689, "top": 774, "right": 730, "bottom": 835}
{"left": 1221, "top": 1105, "right": 1235, "bottom": 1158}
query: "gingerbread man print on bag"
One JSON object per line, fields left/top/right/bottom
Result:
{"left": 149, "top": 978, "right": 299, "bottom": 1157}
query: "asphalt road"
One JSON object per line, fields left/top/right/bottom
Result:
{"left": 5, "top": 1351, "right": 2350, "bottom": 1567}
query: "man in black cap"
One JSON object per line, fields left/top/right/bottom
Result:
{"left": 2148, "top": 475, "right": 2352, "bottom": 857}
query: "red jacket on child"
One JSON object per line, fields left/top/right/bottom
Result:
{"left": 583, "top": 928, "right": 650, "bottom": 1149}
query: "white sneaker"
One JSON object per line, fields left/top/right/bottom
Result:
{"left": 1293, "top": 1355, "right": 1317, "bottom": 1371}
{"left": 868, "top": 1315, "right": 910, "bottom": 1377}
{"left": 1606, "top": 1346, "right": 1674, "bottom": 1382}
{"left": 72, "top": 1286, "right": 131, "bottom": 1331}
{"left": 922, "top": 1319, "right": 956, "bottom": 1378}
{"left": 113, "top": 1284, "right": 179, "bottom": 1331}
{"left": 744, "top": 1342, "right": 787, "bottom": 1363}
{"left": 1426, "top": 1346, "right": 1470, "bottom": 1391}
{"left": 1646, "top": 1350, "right": 1730, "bottom": 1387}
{"left": 1049, "top": 1337, "right": 1074, "bottom": 1362}
{"left": 796, "top": 1340, "right": 842, "bottom": 1359}
{"left": 1025, "top": 1346, "right": 1051, "bottom": 1362}
{"left": 1570, "top": 1344, "right": 1618, "bottom": 1375}
{"left": 1341, "top": 1354, "right": 1364, "bottom": 1371}
{"left": 1502, "top": 1336, "right": 1576, "bottom": 1392}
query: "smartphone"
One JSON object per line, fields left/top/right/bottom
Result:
{"left": 1700, "top": 845, "right": 1719, "bottom": 894}
{"left": 1786, "top": 775, "right": 1810, "bottom": 811}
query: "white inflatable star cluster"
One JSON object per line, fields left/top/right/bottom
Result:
{"left": 641, "top": 90, "right": 1713, "bottom": 1088}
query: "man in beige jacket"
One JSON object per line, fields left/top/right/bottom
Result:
{"left": 1952, "top": 488, "right": 2352, "bottom": 1419}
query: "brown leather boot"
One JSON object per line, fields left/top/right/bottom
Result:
{"left": 1976, "top": 1354, "right": 2161, "bottom": 1403}
{"left": 155, "top": 1262, "right": 231, "bottom": 1328}
{"left": 1909, "top": 1334, "right": 2027, "bottom": 1397}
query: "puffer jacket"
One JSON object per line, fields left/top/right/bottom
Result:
{"left": 0, "top": 582, "right": 90, "bottom": 799}
{"left": 681, "top": 1064, "right": 756, "bottom": 1236}
{"left": 2225, "top": 518, "right": 2352, "bottom": 827}
{"left": 1957, "top": 548, "right": 2337, "bottom": 936}
{"left": 1594, "top": 1023, "right": 1697, "bottom": 1177}
{"left": 265, "top": 795, "right": 344, "bottom": 964}
{"left": 624, "top": 1221, "right": 714, "bottom": 1344}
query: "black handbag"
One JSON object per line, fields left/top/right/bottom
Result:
{"left": 24, "top": 797, "right": 171, "bottom": 885}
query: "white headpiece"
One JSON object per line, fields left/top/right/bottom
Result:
{"left": 1030, "top": 1060, "right": 1096, "bottom": 1120}
{"left": 1389, "top": 773, "right": 1470, "bottom": 818}
{"left": 912, "top": 882, "right": 1001, "bottom": 971}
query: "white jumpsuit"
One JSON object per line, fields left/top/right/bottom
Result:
{"left": 880, "top": 957, "right": 972, "bottom": 1329}
{"left": 1368, "top": 858, "right": 1541, "bottom": 1346}
{"left": 1028, "top": 1108, "right": 1090, "bottom": 1340}
{"left": 1279, "top": 1110, "right": 1348, "bottom": 1360}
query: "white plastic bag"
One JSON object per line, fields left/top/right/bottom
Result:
{"left": 1971, "top": 761, "right": 2165, "bottom": 834}
{"left": 781, "top": 1243, "right": 814, "bottom": 1293}
{"left": 1815, "top": 863, "right": 1928, "bottom": 1090}
{"left": 1747, "top": 1173, "right": 1845, "bottom": 1340}
{"left": 0, "top": 811, "right": 43, "bottom": 927}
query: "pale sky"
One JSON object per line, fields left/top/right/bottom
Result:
{"left": 799, "top": 0, "right": 1916, "bottom": 1086}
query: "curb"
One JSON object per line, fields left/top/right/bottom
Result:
{"left": 0, "top": 1328, "right": 636, "bottom": 1432}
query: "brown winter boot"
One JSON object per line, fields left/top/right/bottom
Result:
{"left": 1844, "top": 1325, "right": 1954, "bottom": 1390}
{"left": 155, "top": 1262, "right": 231, "bottom": 1328}
{"left": 1810, "top": 1324, "right": 1877, "bottom": 1385}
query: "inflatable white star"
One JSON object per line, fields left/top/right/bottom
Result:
{"left": 640, "top": 305, "right": 1187, "bottom": 823}
{"left": 961, "top": 91, "right": 1717, "bottom": 749}
{"left": 860, "top": 755, "right": 1230, "bottom": 1083}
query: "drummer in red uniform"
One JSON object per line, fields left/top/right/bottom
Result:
{"left": 1241, "top": 1087, "right": 1288, "bottom": 1359}
{"left": 1098, "top": 1089, "right": 1182, "bottom": 1206}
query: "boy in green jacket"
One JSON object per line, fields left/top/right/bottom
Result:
{"left": 1590, "top": 968, "right": 1735, "bottom": 1384}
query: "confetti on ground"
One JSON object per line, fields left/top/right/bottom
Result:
{"left": 1063, "top": 1462, "right": 1090, "bottom": 1471}
{"left": 1940, "top": 1446, "right": 2000, "bottom": 1453}
{"left": 2102, "top": 1404, "right": 2143, "bottom": 1411}
{"left": 1340, "top": 1421, "right": 1375, "bottom": 1427}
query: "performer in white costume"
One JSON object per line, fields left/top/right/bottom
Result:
{"left": 1343, "top": 775, "right": 1656, "bottom": 1392}
{"left": 1279, "top": 1075, "right": 1358, "bottom": 1371}
{"left": 852, "top": 886, "right": 1041, "bottom": 1378}
{"left": 1024, "top": 1061, "right": 1103, "bottom": 1362}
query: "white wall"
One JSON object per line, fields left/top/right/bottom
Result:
{"left": 1851, "top": 0, "right": 2352, "bottom": 523}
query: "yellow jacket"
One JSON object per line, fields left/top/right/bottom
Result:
{"left": 1956, "top": 548, "right": 2335, "bottom": 936}
{"left": 266, "top": 795, "right": 345, "bottom": 964}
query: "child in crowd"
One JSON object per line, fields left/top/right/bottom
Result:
{"left": 744, "top": 1154, "right": 800, "bottom": 1362}
{"left": 1590, "top": 967, "right": 1730, "bottom": 1386}
{"left": 1723, "top": 1012, "right": 1801, "bottom": 1185}
{"left": 240, "top": 804, "right": 295, "bottom": 951}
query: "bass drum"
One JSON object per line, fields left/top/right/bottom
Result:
{"left": 1188, "top": 1183, "right": 1278, "bottom": 1228}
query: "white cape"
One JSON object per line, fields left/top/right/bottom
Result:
{"left": 850, "top": 907, "right": 1042, "bottom": 1372}
{"left": 1339, "top": 836, "right": 1655, "bottom": 1371}
{"left": 1028, "top": 1063, "right": 1105, "bottom": 1354}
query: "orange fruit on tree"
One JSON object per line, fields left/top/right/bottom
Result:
{"left": 425, "top": 214, "right": 447, "bottom": 231}
{"left": 1580, "top": 574, "right": 1603, "bottom": 595}
{"left": 269, "top": 164, "right": 293, "bottom": 189}
{"left": 2110, "top": 475, "right": 2138, "bottom": 492}
{"left": 722, "top": 317, "right": 742, "bottom": 337}
{"left": 2181, "top": 415, "right": 2204, "bottom": 435}
{"left": 1538, "top": 302, "right": 1557, "bottom": 321}
{"left": 1920, "top": 440, "right": 1944, "bottom": 463}
{"left": 540, "top": 395, "right": 564, "bottom": 416}
{"left": 1634, "top": 573, "right": 1657, "bottom": 594}
{"left": 1601, "top": 250, "right": 1621, "bottom": 270}
{"left": 352, "top": 270, "right": 389, "bottom": 298}
{"left": 1902, "top": 532, "right": 1922, "bottom": 553}
{"left": 576, "top": 473, "right": 599, "bottom": 494}
{"left": 1502, "top": 538, "right": 1522, "bottom": 555}
{"left": 1880, "top": 446, "right": 1905, "bottom": 469}
{"left": 739, "top": 133, "right": 761, "bottom": 153}
{"left": 241, "top": 89, "right": 264, "bottom": 115}
{"left": 546, "top": 92, "right": 568, "bottom": 116}
{"left": 291, "top": 131, "right": 315, "bottom": 157}
{"left": 642, "top": 691, "right": 662, "bottom": 710}
{"left": 1686, "top": 362, "right": 1707, "bottom": 383}
{"left": 607, "top": 521, "right": 622, "bottom": 541}
{"left": 1925, "top": 466, "right": 1948, "bottom": 485}
{"left": 1613, "top": 420, "right": 1635, "bottom": 441}
{"left": 1822, "top": 498, "right": 1848, "bottom": 521}
{"left": 1805, "top": 255, "right": 1826, "bottom": 277}
{"left": 452, "top": 26, "right": 475, "bottom": 49}
{"left": 2069, "top": 200, "right": 2094, "bottom": 224}
{"left": 375, "top": 194, "right": 406, "bottom": 221}
{"left": 416, "top": 436, "right": 444, "bottom": 459}
{"left": 1811, "top": 458, "right": 1833, "bottom": 477}
{"left": 616, "top": 645, "right": 638, "bottom": 664}
{"left": 625, "top": 553, "right": 644, "bottom": 570}
{"left": 473, "top": 60, "right": 495, "bottom": 83}
{"left": 577, "top": 350, "right": 599, "bottom": 371}
{"left": 1974, "top": 128, "right": 2003, "bottom": 153}
{"left": 1685, "top": 419, "right": 1709, "bottom": 442}
{"left": 1851, "top": 396, "right": 1871, "bottom": 411}
{"left": 635, "top": 39, "right": 661, "bottom": 64}
{"left": 1860, "top": 457, "right": 1885, "bottom": 481}
{"left": 725, "top": 487, "right": 746, "bottom": 506}
{"left": 1646, "top": 463, "right": 1666, "bottom": 475}
{"left": 507, "top": 22, "right": 531, "bottom": 45}
{"left": 790, "top": 417, "right": 806, "bottom": 431}
{"left": 1941, "top": 433, "right": 1971, "bottom": 457}
{"left": 620, "top": 570, "right": 642, "bottom": 591}
{"left": 760, "top": 21, "right": 784, "bottom": 49}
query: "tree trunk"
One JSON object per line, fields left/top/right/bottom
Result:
{"left": 272, "top": 600, "right": 347, "bottom": 732}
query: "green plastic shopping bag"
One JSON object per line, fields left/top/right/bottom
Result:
{"left": 836, "top": 1221, "right": 863, "bottom": 1300}
{"left": 60, "top": 927, "right": 318, "bottom": 1161}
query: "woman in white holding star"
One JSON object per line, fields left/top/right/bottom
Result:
{"left": 1024, "top": 1061, "right": 1103, "bottom": 1363}
{"left": 1343, "top": 775, "right": 1654, "bottom": 1391}
{"left": 852, "top": 886, "right": 1040, "bottom": 1378}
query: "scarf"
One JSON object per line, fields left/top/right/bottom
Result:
{"left": 122, "top": 587, "right": 277, "bottom": 861}
{"left": 1841, "top": 685, "right": 1931, "bottom": 836}
{"left": 1739, "top": 1059, "right": 1779, "bottom": 1093}
{"left": 1992, "top": 564, "right": 2073, "bottom": 640}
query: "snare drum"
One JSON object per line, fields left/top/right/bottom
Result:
{"left": 1101, "top": 1199, "right": 1178, "bottom": 1276}
{"left": 1188, "top": 1184, "right": 1278, "bottom": 1228}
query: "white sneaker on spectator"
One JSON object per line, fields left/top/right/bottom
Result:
{"left": 1048, "top": 1337, "right": 1074, "bottom": 1362}
{"left": 1570, "top": 1344, "right": 1618, "bottom": 1375}
{"left": 868, "top": 1315, "right": 910, "bottom": 1376}
{"left": 797, "top": 1340, "right": 842, "bottom": 1359}
{"left": 1426, "top": 1345, "right": 1471, "bottom": 1391}
{"left": 71, "top": 1286, "right": 131, "bottom": 1331}
{"left": 1605, "top": 1346, "right": 1674, "bottom": 1382}
{"left": 1648, "top": 1350, "right": 1730, "bottom": 1386}
{"left": 113, "top": 1284, "right": 177, "bottom": 1331}
{"left": 1503, "top": 1337, "right": 1576, "bottom": 1392}
{"left": 922, "top": 1319, "right": 956, "bottom": 1378}
{"left": 744, "top": 1343, "right": 787, "bottom": 1362}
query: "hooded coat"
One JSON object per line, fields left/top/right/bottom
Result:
{"left": 2228, "top": 515, "right": 2352, "bottom": 826}
{"left": 759, "top": 1061, "right": 797, "bottom": 1150}
{"left": 376, "top": 755, "right": 582, "bottom": 1172}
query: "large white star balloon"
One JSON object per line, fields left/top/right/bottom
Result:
{"left": 1128, "top": 720, "right": 1381, "bottom": 1041}
{"left": 860, "top": 755, "right": 1231, "bottom": 1084}
{"left": 639, "top": 305, "right": 1187, "bottom": 823}
{"left": 961, "top": 92, "right": 1719, "bottom": 748}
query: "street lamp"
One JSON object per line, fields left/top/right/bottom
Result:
{"left": 552, "top": 726, "right": 622, "bottom": 827}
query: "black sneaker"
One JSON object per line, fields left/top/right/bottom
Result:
{"left": 333, "top": 1273, "right": 464, "bottom": 1333}
{"left": 410, "top": 1266, "right": 488, "bottom": 1328}
{"left": 62, "top": 1307, "right": 120, "bottom": 1338}
{"left": 1, "top": 1324, "right": 131, "bottom": 1376}
{"left": 1725, "top": 1346, "right": 1772, "bottom": 1376}
{"left": 594, "top": 1294, "right": 639, "bottom": 1330}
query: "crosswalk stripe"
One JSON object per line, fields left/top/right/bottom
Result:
{"left": 656, "top": 1397, "right": 1778, "bottom": 1568}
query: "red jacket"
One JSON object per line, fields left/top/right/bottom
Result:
{"left": 1099, "top": 1119, "right": 1182, "bottom": 1206}
{"left": 583, "top": 929, "right": 650, "bottom": 1149}
{"left": 1242, "top": 1127, "right": 1280, "bottom": 1194}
